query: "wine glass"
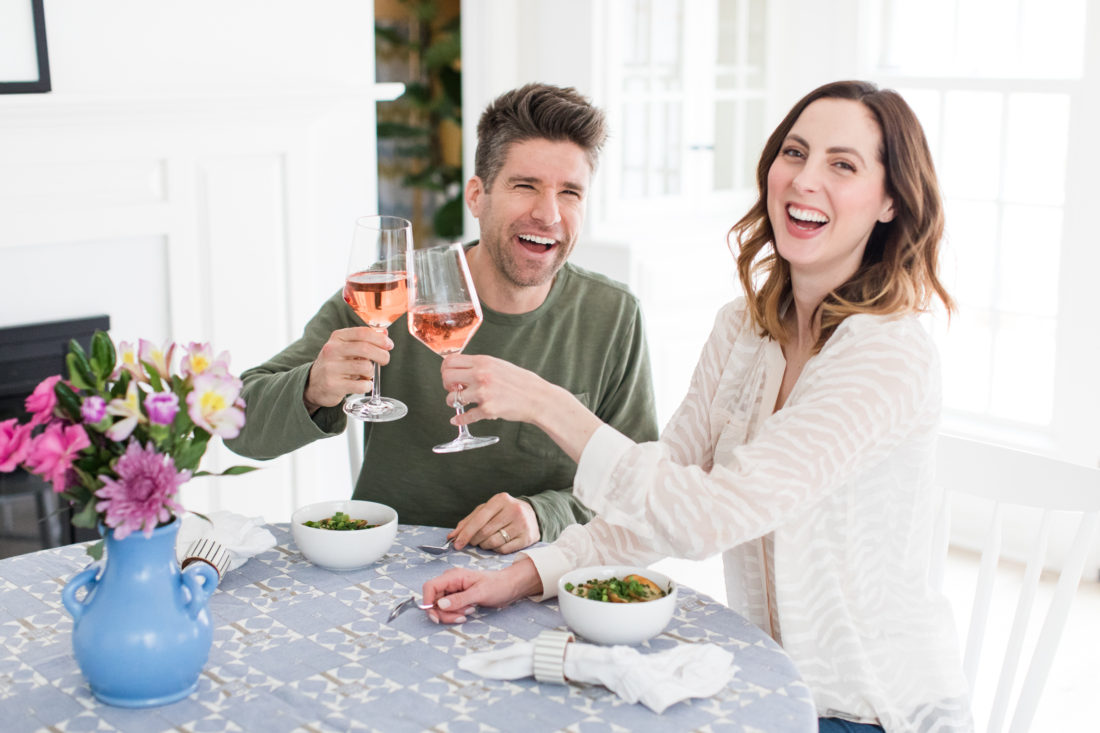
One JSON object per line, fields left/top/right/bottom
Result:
{"left": 341, "top": 215, "right": 410, "bottom": 422}
{"left": 407, "top": 242, "right": 499, "bottom": 453}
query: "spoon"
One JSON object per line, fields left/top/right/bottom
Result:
{"left": 387, "top": 595, "right": 434, "bottom": 622}
{"left": 417, "top": 537, "right": 454, "bottom": 555}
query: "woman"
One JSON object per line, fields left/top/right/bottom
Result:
{"left": 424, "top": 81, "right": 972, "bottom": 732}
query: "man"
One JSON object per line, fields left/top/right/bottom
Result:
{"left": 226, "top": 83, "right": 657, "bottom": 552}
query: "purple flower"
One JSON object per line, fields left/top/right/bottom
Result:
{"left": 82, "top": 395, "right": 107, "bottom": 424}
{"left": 145, "top": 392, "right": 179, "bottom": 426}
{"left": 95, "top": 442, "right": 189, "bottom": 540}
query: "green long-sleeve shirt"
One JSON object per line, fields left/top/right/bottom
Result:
{"left": 225, "top": 254, "right": 658, "bottom": 541}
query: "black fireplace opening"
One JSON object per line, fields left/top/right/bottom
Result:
{"left": 0, "top": 315, "right": 110, "bottom": 549}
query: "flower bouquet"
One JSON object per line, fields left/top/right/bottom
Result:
{"left": 0, "top": 331, "right": 255, "bottom": 558}
{"left": 0, "top": 330, "right": 258, "bottom": 707}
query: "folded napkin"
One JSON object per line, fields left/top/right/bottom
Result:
{"left": 458, "top": 637, "right": 736, "bottom": 713}
{"left": 176, "top": 511, "right": 276, "bottom": 578}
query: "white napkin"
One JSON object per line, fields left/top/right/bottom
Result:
{"left": 176, "top": 511, "right": 276, "bottom": 572}
{"left": 458, "top": 640, "right": 736, "bottom": 713}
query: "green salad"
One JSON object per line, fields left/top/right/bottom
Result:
{"left": 563, "top": 574, "right": 668, "bottom": 603}
{"left": 302, "top": 511, "right": 378, "bottom": 530}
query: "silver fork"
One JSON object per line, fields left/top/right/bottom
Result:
{"left": 387, "top": 595, "right": 434, "bottom": 622}
{"left": 416, "top": 537, "right": 454, "bottom": 555}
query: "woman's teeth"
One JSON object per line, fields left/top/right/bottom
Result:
{"left": 787, "top": 205, "right": 828, "bottom": 226}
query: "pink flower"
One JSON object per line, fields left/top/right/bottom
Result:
{"left": 95, "top": 442, "right": 188, "bottom": 539}
{"left": 139, "top": 339, "right": 176, "bottom": 381}
{"left": 24, "top": 422, "right": 91, "bottom": 492}
{"left": 145, "top": 392, "right": 179, "bottom": 426}
{"left": 25, "top": 375, "right": 61, "bottom": 427}
{"left": 82, "top": 395, "right": 107, "bottom": 424}
{"left": 180, "top": 342, "right": 231, "bottom": 379}
{"left": 187, "top": 372, "right": 245, "bottom": 439}
{"left": 0, "top": 419, "right": 33, "bottom": 472}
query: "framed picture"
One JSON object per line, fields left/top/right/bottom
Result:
{"left": 0, "top": 0, "right": 50, "bottom": 94}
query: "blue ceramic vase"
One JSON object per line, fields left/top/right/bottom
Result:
{"left": 61, "top": 517, "right": 219, "bottom": 707}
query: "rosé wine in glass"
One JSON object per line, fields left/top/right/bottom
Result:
{"left": 342, "top": 215, "right": 410, "bottom": 423}
{"left": 406, "top": 243, "right": 498, "bottom": 453}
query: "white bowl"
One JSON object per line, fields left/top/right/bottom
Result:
{"left": 290, "top": 499, "right": 398, "bottom": 571}
{"left": 557, "top": 565, "right": 677, "bottom": 645}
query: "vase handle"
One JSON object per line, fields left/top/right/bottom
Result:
{"left": 180, "top": 562, "right": 218, "bottom": 619}
{"left": 61, "top": 565, "right": 102, "bottom": 621}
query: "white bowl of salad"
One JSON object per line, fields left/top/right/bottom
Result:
{"left": 556, "top": 565, "right": 677, "bottom": 645}
{"left": 291, "top": 499, "right": 397, "bottom": 571}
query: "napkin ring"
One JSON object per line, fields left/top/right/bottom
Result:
{"left": 533, "top": 630, "right": 574, "bottom": 685}
{"left": 181, "top": 538, "right": 232, "bottom": 580}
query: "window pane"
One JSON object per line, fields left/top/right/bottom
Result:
{"left": 1003, "top": 93, "right": 1069, "bottom": 206}
{"left": 880, "top": 0, "right": 1085, "bottom": 79}
{"left": 988, "top": 313, "right": 1055, "bottom": 424}
{"left": 941, "top": 91, "right": 1002, "bottom": 200}
{"left": 997, "top": 204, "right": 1061, "bottom": 317}
{"left": 940, "top": 309, "right": 993, "bottom": 415}
{"left": 944, "top": 200, "right": 998, "bottom": 308}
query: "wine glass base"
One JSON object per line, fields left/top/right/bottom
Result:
{"left": 432, "top": 434, "right": 499, "bottom": 454}
{"left": 343, "top": 396, "right": 408, "bottom": 423}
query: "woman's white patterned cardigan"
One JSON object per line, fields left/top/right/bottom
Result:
{"left": 524, "top": 298, "right": 974, "bottom": 732}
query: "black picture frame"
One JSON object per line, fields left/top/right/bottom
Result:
{"left": 0, "top": 0, "right": 51, "bottom": 94}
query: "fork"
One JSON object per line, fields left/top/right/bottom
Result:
{"left": 387, "top": 595, "right": 434, "bottom": 622}
{"left": 416, "top": 537, "right": 454, "bottom": 555}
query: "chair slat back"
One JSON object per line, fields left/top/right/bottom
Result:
{"left": 936, "top": 434, "right": 1100, "bottom": 733}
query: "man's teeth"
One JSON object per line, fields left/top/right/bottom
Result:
{"left": 788, "top": 206, "right": 828, "bottom": 224}
{"left": 518, "top": 234, "right": 555, "bottom": 245}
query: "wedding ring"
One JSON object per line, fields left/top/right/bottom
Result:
{"left": 499, "top": 528, "right": 510, "bottom": 543}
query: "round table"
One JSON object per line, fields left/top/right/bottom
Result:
{"left": 0, "top": 523, "right": 816, "bottom": 732}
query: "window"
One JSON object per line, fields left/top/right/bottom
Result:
{"left": 864, "top": 0, "right": 1096, "bottom": 461}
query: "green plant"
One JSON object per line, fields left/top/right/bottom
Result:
{"left": 376, "top": 0, "right": 463, "bottom": 243}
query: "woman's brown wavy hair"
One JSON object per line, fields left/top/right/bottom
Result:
{"left": 731, "top": 80, "right": 955, "bottom": 351}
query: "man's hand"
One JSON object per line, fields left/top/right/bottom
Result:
{"left": 449, "top": 492, "right": 540, "bottom": 554}
{"left": 303, "top": 327, "right": 392, "bottom": 413}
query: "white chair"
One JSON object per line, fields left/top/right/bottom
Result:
{"left": 346, "top": 417, "right": 364, "bottom": 488}
{"left": 935, "top": 434, "right": 1100, "bottom": 733}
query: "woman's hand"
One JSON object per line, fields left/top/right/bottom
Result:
{"left": 439, "top": 354, "right": 603, "bottom": 462}
{"left": 303, "top": 327, "right": 392, "bottom": 413}
{"left": 439, "top": 354, "right": 548, "bottom": 425}
{"left": 421, "top": 557, "right": 543, "bottom": 624}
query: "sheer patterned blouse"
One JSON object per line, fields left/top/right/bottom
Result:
{"left": 523, "top": 298, "right": 973, "bottom": 732}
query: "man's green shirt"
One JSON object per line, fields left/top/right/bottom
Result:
{"left": 225, "top": 253, "right": 658, "bottom": 541}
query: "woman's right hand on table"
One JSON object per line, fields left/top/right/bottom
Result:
{"left": 422, "top": 557, "right": 543, "bottom": 624}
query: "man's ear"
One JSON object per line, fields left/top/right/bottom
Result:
{"left": 465, "top": 176, "right": 485, "bottom": 219}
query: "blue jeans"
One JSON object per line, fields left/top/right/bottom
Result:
{"left": 818, "top": 718, "right": 885, "bottom": 733}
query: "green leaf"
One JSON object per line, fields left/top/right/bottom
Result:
{"left": 66, "top": 352, "right": 96, "bottom": 391}
{"left": 218, "top": 465, "right": 259, "bottom": 476}
{"left": 374, "top": 26, "right": 409, "bottom": 47}
{"left": 54, "top": 381, "right": 83, "bottom": 422}
{"left": 377, "top": 121, "right": 429, "bottom": 139}
{"left": 143, "top": 361, "right": 165, "bottom": 392}
{"left": 85, "top": 540, "right": 104, "bottom": 562}
{"left": 424, "top": 35, "right": 460, "bottom": 70}
{"left": 90, "top": 331, "right": 116, "bottom": 382}
{"left": 71, "top": 500, "right": 100, "bottom": 529}
{"left": 439, "top": 66, "right": 462, "bottom": 109}
{"left": 111, "top": 370, "right": 131, "bottom": 398}
{"left": 433, "top": 195, "right": 465, "bottom": 239}
{"left": 402, "top": 82, "right": 432, "bottom": 106}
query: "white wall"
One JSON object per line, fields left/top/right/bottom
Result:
{"left": 0, "top": 1, "right": 399, "bottom": 522}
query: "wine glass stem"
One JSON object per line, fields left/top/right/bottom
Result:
{"left": 369, "top": 360, "right": 384, "bottom": 407}
{"left": 453, "top": 391, "right": 474, "bottom": 440}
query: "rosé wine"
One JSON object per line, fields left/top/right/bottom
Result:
{"left": 409, "top": 304, "right": 481, "bottom": 355}
{"left": 344, "top": 271, "right": 408, "bottom": 327}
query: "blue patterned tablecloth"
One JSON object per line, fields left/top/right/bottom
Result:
{"left": 0, "top": 524, "right": 815, "bottom": 732}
